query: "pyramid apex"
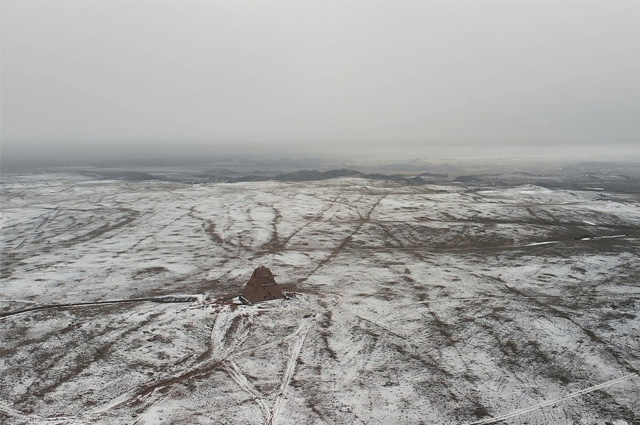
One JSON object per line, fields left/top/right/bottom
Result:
{"left": 241, "top": 266, "right": 285, "bottom": 303}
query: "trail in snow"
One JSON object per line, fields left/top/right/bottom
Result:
{"left": 0, "top": 403, "right": 36, "bottom": 420}
{"left": 88, "top": 309, "right": 248, "bottom": 418}
{"left": 0, "top": 295, "right": 203, "bottom": 319}
{"left": 210, "top": 310, "right": 243, "bottom": 360}
{"left": 0, "top": 402, "right": 85, "bottom": 425}
{"left": 466, "top": 373, "right": 639, "bottom": 425}
{"left": 524, "top": 241, "right": 560, "bottom": 246}
{"left": 33, "top": 207, "right": 59, "bottom": 234}
{"left": 224, "top": 360, "right": 272, "bottom": 420}
{"left": 267, "top": 317, "right": 314, "bottom": 425}
{"left": 392, "top": 292, "right": 640, "bottom": 307}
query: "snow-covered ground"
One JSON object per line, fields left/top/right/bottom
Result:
{"left": 1, "top": 173, "right": 638, "bottom": 424}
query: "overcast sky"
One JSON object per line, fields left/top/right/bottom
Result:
{"left": 2, "top": 0, "right": 639, "bottom": 165}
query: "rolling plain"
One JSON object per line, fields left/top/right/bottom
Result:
{"left": 1, "top": 168, "right": 639, "bottom": 424}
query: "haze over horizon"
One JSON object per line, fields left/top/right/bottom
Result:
{"left": 2, "top": 0, "right": 640, "bottom": 167}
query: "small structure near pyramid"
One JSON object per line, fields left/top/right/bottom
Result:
{"left": 240, "top": 266, "right": 285, "bottom": 304}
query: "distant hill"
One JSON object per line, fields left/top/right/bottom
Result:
{"left": 419, "top": 172, "right": 449, "bottom": 178}
{"left": 453, "top": 175, "right": 480, "bottom": 182}
{"left": 274, "top": 169, "right": 363, "bottom": 181}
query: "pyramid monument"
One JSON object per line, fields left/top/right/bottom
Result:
{"left": 240, "top": 266, "right": 285, "bottom": 304}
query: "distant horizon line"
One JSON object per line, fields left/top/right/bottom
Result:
{"left": 3, "top": 152, "right": 639, "bottom": 173}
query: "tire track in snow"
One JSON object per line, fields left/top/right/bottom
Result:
{"left": 252, "top": 232, "right": 634, "bottom": 256}
{"left": 298, "top": 194, "right": 387, "bottom": 285}
{"left": 0, "top": 401, "right": 85, "bottom": 424}
{"left": 0, "top": 403, "right": 38, "bottom": 420}
{"left": 276, "top": 194, "right": 341, "bottom": 249}
{"left": 267, "top": 317, "right": 314, "bottom": 425}
{"left": 233, "top": 325, "right": 310, "bottom": 358}
{"left": 89, "top": 310, "right": 251, "bottom": 417}
{"left": 12, "top": 208, "right": 60, "bottom": 249}
{"left": 210, "top": 311, "right": 253, "bottom": 360}
{"left": 466, "top": 373, "right": 639, "bottom": 425}
{"left": 33, "top": 207, "right": 60, "bottom": 233}
{"left": 224, "top": 360, "right": 272, "bottom": 420}
{"left": 502, "top": 284, "right": 640, "bottom": 375}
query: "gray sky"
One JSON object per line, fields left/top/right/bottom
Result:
{"left": 2, "top": 0, "right": 640, "bottom": 165}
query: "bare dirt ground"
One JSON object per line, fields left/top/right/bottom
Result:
{"left": 1, "top": 172, "right": 638, "bottom": 424}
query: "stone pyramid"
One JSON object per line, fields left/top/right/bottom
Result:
{"left": 240, "top": 266, "right": 285, "bottom": 303}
